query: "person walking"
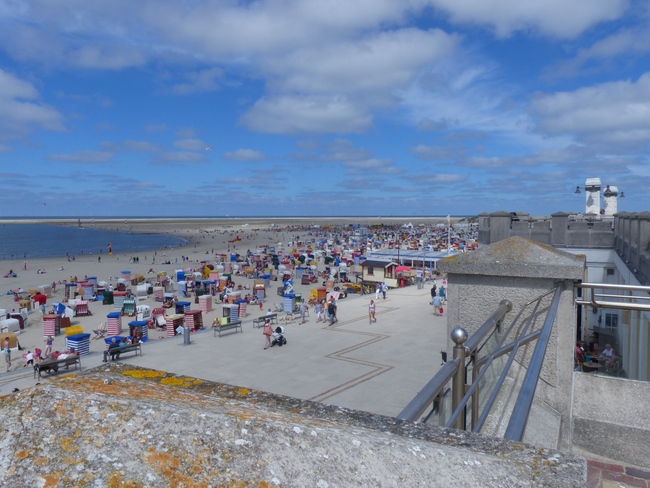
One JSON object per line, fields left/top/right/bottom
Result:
{"left": 430, "top": 285, "right": 437, "bottom": 304}
{"left": 328, "top": 300, "right": 337, "bottom": 325}
{"left": 369, "top": 300, "right": 376, "bottom": 323}
{"left": 315, "top": 300, "right": 323, "bottom": 322}
{"left": 3, "top": 337, "right": 11, "bottom": 372}
{"left": 44, "top": 336, "right": 53, "bottom": 358}
{"left": 381, "top": 282, "right": 387, "bottom": 300}
{"left": 375, "top": 284, "right": 381, "bottom": 300}
{"left": 262, "top": 319, "right": 273, "bottom": 349}
{"left": 433, "top": 295, "right": 442, "bottom": 316}
{"left": 300, "top": 300, "right": 307, "bottom": 324}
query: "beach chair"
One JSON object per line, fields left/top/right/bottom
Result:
{"left": 273, "top": 303, "right": 284, "bottom": 312}
{"left": 122, "top": 298, "right": 136, "bottom": 316}
{"left": 92, "top": 322, "right": 107, "bottom": 340}
{"left": 75, "top": 300, "right": 91, "bottom": 316}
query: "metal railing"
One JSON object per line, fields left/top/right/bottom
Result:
{"left": 575, "top": 282, "right": 650, "bottom": 381}
{"left": 398, "top": 284, "right": 564, "bottom": 443}
{"left": 576, "top": 282, "right": 650, "bottom": 312}
{"left": 397, "top": 299, "right": 512, "bottom": 424}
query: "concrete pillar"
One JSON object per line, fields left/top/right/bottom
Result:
{"left": 551, "top": 212, "right": 569, "bottom": 247}
{"left": 438, "top": 236, "right": 585, "bottom": 451}
{"left": 603, "top": 185, "right": 618, "bottom": 217}
{"left": 487, "top": 211, "right": 512, "bottom": 245}
{"left": 585, "top": 178, "right": 601, "bottom": 216}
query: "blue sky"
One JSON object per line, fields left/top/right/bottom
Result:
{"left": 1, "top": 0, "right": 649, "bottom": 217}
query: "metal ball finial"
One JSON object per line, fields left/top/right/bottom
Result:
{"left": 450, "top": 327, "right": 468, "bottom": 345}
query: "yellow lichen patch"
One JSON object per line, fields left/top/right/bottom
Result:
{"left": 145, "top": 449, "right": 210, "bottom": 487}
{"left": 237, "top": 388, "right": 250, "bottom": 396}
{"left": 33, "top": 457, "right": 50, "bottom": 466}
{"left": 15, "top": 450, "right": 30, "bottom": 460}
{"left": 160, "top": 377, "right": 191, "bottom": 387}
{"left": 226, "top": 411, "right": 255, "bottom": 421}
{"left": 107, "top": 470, "right": 122, "bottom": 487}
{"left": 190, "top": 464, "right": 202, "bottom": 474}
{"left": 193, "top": 379, "right": 203, "bottom": 385}
{"left": 41, "top": 471, "right": 62, "bottom": 488}
{"left": 52, "top": 373, "right": 77, "bottom": 381}
{"left": 122, "top": 369, "right": 165, "bottom": 379}
{"left": 60, "top": 438, "right": 78, "bottom": 453}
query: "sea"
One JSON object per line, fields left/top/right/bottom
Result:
{"left": 0, "top": 224, "right": 186, "bottom": 261}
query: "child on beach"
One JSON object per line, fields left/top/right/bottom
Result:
{"left": 23, "top": 351, "right": 34, "bottom": 368}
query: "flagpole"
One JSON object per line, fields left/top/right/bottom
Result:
{"left": 447, "top": 214, "right": 451, "bottom": 255}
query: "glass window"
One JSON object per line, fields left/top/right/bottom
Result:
{"left": 605, "top": 313, "right": 618, "bottom": 328}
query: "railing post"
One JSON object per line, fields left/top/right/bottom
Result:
{"left": 451, "top": 327, "right": 468, "bottom": 430}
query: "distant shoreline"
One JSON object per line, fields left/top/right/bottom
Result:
{"left": 0, "top": 216, "right": 468, "bottom": 227}
{"left": 0, "top": 216, "right": 465, "bottom": 237}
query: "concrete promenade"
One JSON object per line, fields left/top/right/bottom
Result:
{"left": 2, "top": 284, "right": 448, "bottom": 418}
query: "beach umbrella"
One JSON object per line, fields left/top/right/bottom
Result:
{"left": 395, "top": 266, "right": 411, "bottom": 273}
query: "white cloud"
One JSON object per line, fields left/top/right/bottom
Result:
{"left": 124, "top": 140, "right": 163, "bottom": 153}
{"left": 0, "top": 69, "right": 64, "bottom": 139}
{"left": 547, "top": 27, "right": 650, "bottom": 79}
{"left": 342, "top": 158, "right": 405, "bottom": 175}
{"left": 153, "top": 151, "right": 207, "bottom": 165}
{"left": 223, "top": 149, "right": 266, "bottom": 161}
{"left": 240, "top": 96, "right": 372, "bottom": 134}
{"left": 429, "top": 0, "right": 628, "bottom": 38}
{"left": 171, "top": 67, "right": 223, "bottom": 95}
{"left": 173, "top": 138, "right": 206, "bottom": 151}
{"left": 68, "top": 45, "right": 146, "bottom": 69}
{"left": 270, "top": 29, "right": 458, "bottom": 95}
{"left": 411, "top": 144, "right": 461, "bottom": 160}
{"left": 47, "top": 150, "right": 113, "bottom": 164}
{"left": 530, "top": 72, "right": 650, "bottom": 146}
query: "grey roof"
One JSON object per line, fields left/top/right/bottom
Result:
{"left": 437, "top": 235, "right": 585, "bottom": 279}
{"left": 360, "top": 260, "right": 397, "bottom": 268}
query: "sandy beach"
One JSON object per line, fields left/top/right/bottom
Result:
{"left": 0, "top": 217, "right": 451, "bottom": 384}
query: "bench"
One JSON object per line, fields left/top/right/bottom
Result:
{"left": 265, "top": 313, "right": 278, "bottom": 325}
{"left": 102, "top": 343, "right": 143, "bottom": 362}
{"left": 213, "top": 320, "right": 242, "bottom": 338}
{"left": 34, "top": 355, "right": 81, "bottom": 380}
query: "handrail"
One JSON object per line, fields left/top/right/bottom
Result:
{"left": 396, "top": 299, "right": 512, "bottom": 422}
{"left": 396, "top": 359, "right": 460, "bottom": 421}
{"left": 504, "top": 283, "right": 564, "bottom": 441}
{"left": 576, "top": 282, "right": 650, "bottom": 311}
{"left": 577, "top": 282, "right": 650, "bottom": 292}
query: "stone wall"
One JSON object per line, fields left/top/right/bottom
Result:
{"left": 0, "top": 364, "right": 586, "bottom": 487}
{"left": 479, "top": 211, "right": 614, "bottom": 249}
{"left": 572, "top": 373, "right": 650, "bottom": 468}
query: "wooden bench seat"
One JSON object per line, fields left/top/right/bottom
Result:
{"left": 34, "top": 355, "right": 81, "bottom": 380}
{"left": 213, "top": 320, "right": 242, "bottom": 338}
{"left": 102, "top": 342, "right": 143, "bottom": 362}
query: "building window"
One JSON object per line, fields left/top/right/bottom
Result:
{"left": 367, "top": 266, "right": 374, "bottom": 276}
{"left": 606, "top": 268, "right": 615, "bottom": 276}
{"left": 605, "top": 313, "right": 618, "bottom": 328}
